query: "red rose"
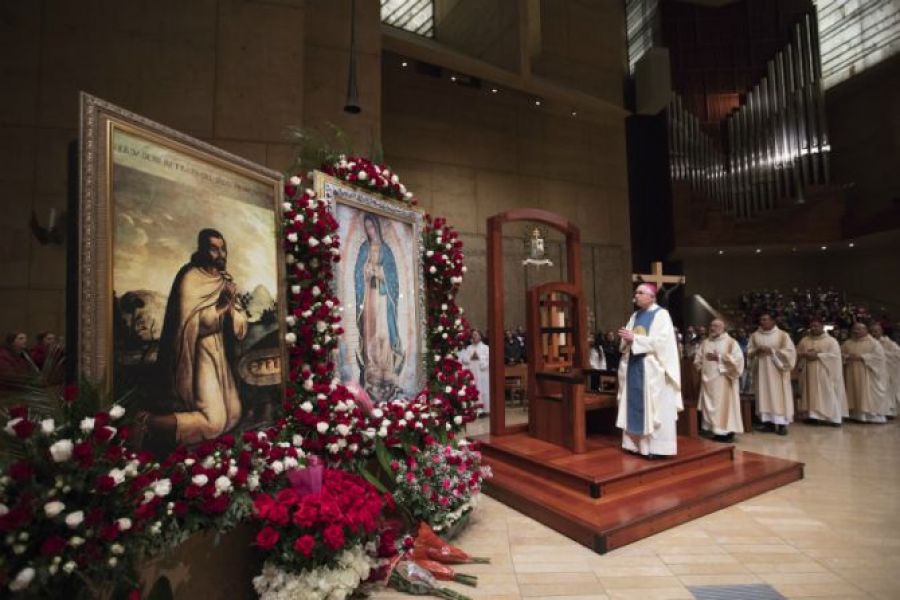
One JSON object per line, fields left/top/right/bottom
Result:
{"left": 255, "top": 526, "right": 280, "bottom": 550}
{"left": 63, "top": 384, "right": 79, "bottom": 402}
{"left": 40, "top": 536, "right": 67, "bottom": 556}
{"left": 322, "top": 524, "right": 345, "bottom": 550}
{"left": 73, "top": 441, "right": 94, "bottom": 467}
{"left": 275, "top": 488, "right": 302, "bottom": 507}
{"left": 253, "top": 494, "right": 275, "bottom": 520}
{"left": 202, "top": 494, "right": 230, "bottom": 515}
{"left": 293, "top": 534, "right": 316, "bottom": 557}
{"left": 12, "top": 418, "right": 35, "bottom": 439}
{"left": 292, "top": 503, "right": 319, "bottom": 528}
{"left": 93, "top": 426, "right": 115, "bottom": 443}
{"left": 8, "top": 406, "right": 27, "bottom": 419}
{"left": 173, "top": 501, "right": 188, "bottom": 518}
{"left": 99, "top": 522, "right": 120, "bottom": 542}
{"left": 96, "top": 475, "right": 117, "bottom": 492}
{"left": 267, "top": 503, "right": 289, "bottom": 526}
{"left": 8, "top": 461, "right": 34, "bottom": 482}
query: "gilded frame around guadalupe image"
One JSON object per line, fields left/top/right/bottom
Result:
{"left": 78, "top": 92, "right": 288, "bottom": 446}
{"left": 314, "top": 172, "right": 427, "bottom": 405}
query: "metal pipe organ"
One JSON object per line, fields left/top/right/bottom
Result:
{"left": 666, "top": 13, "right": 831, "bottom": 220}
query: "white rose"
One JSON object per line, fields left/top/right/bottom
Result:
{"left": 454, "top": 416, "right": 463, "bottom": 425}
{"left": 391, "top": 174, "right": 399, "bottom": 184}
{"left": 108, "top": 405, "right": 126, "bottom": 420}
{"left": 65, "top": 511, "right": 85, "bottom": 528}
{"left": 301, "top": 401, "right": 314, "bottom": 413}
{"left": 327, "top": 443, "right": 341, "bottom": 454}
{"left": 336, "top": 424, "right": 350, "bottom": 437}
{"left": 316, "top": 321, "right": 328, "bottom": 333}
{"left": 287, "top": 232, "right": 298, "bottom": 243}
{"left": 286, "top": 315, "right": 297, "bottom": 327}
{"left": 214, "top": 475, "right": 233, "bottom": 494}
{"left": 322, "top": 235, "right": 333, "bottom": 245}
{"left": 0, "top": 503, "right": 7, "bottom": 516}
{"left": 405, "top": 411, "right": 415, "bottom": 421}
{"left": 79, "top": 417, "right": 95, "bottom": 433}
{"left": 308, "top": 237, "right": 320, "bottom": 248}
{"left": 282, "top": 202, "right": 293, "bottom": 213}
{"left": 153, "top": 479, "right": 172, "bottom": 497}
{"left": 291, "top": 284, "right": 301, "bottom": 295}
{"left": 358, "top": 170, "right": 368, "bottom": 181}
{"left": 285, "top": 253, "right": 296, "bottom": 264}
{"left": 40, "top": 418, "right": 55, "bottom": 434}
{"left": 4, "top": 417, "right": 23, "bottom": 436}
{"left": 247, "top": 474, "right": 260, "bottom": 491}
{"left": 117, "top": 518, "right": 132, "bottom": 531}
{"left": 111, "top": 543, "right": 125, "bottom": 555}
{"left": 372, "top": 408, "right": 383, "bottom": 419}
{"left": 294, "top": 214, "right": 304, "bottom": 224}
{"left": 316, "top": 422, "right": 329, "bottom": 434}
{"left": 62, "top": 561, "right": 76, "bottom": 574}
{"left": 289, "top": 175, "right": 302, "bottom": 185}
{"left": 108, "top": 468, "right": 125, "bottom": 485}
{"left": 285, "top": 332, "right": 297, "bottom": 344}
{"left": 271, "top": 460, "right": 284, "bottom": 474}
{"left": 8, "top": 567, "right": 35, "bottom": 592}
{"left": 191, "top": 474, "right": 209, "bottom": 487}
{"left": 312, "top": 285, "right": 322, "bottom": 297}
{"left": 44, "top": 501, "right": 66, "bottom": 518}
{"left": 429, "top": 266, "right": 438, "bottom": 274}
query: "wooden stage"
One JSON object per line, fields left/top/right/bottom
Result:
{"left": 472, "top": 432, "right": 804, "bottom": 553}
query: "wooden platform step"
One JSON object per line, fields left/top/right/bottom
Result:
{"left": 475, "top": 432, "right": 735, "bottom": 498}
{"left": 477, "top": 436, "right": 804, "bottom": 554}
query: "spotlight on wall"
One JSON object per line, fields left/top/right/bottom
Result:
{"left": 717, "top": 249, "right": 724, "bottom": 255}
{"left": 755, "top": 248, "right": 762, "bottom": 254}
{"left": 450, "top": 75, "right": 457, "bottom": 82}
{"left": 401, "top": 60, "right": 409, "bottom": 68}
{"left": 820, "top": 245, "right": 827, "bottom": 250}
{"left": 534, "top": 99, "right": 542, "bottom": 107}
{"left": 571, "top": 110, "right": 577, "bottom": 117}
{"left": 490, "top": 87, "right": 499, "bottom": 94}
{"left": 848, "top": 242, "right": 855, "bottom": 248}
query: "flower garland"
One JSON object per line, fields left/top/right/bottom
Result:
{"left": 0, "top": 155, "right": 482, "bottom": 598}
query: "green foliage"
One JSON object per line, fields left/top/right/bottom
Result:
{"left": 285, "top": 124, "right": 353, "bottom": 174}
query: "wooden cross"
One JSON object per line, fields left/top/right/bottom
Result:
{"left": 632, "top": 261, "right": 686, "bottom": 288}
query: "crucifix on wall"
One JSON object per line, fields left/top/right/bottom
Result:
{"left": 632, "top": 261, "right": 685, "bottom": 304}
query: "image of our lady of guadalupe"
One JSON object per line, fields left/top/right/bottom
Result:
{"left": 354, "top": 213, "right": 405, "bottom": 402}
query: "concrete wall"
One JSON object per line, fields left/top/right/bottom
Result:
{"left": 0, "top": 0, "right": 381, "bottom": 339}
{"left": 381, "top": 57, "right": 633, "bottom": 333}
{"left": 827, "top": 53, "right": 900, "bottom": 222}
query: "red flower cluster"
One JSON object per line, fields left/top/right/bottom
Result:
{"left": 251, "top": 469, "right": 384, "bottom": 569}
{"left": 321, "top": 156, "right": 415, "bottom": 205}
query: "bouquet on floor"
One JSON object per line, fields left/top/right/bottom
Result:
{"left": 250, "top": 462, "right": 387, "bottom": 600}
{"left": 389, "top": 441, "right": 491, "bottom": 534}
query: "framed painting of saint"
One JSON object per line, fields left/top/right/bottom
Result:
{"left": 314, "top": 172, "right": 426, "bottom": 405}
{"left": 78, "top": 93, "right": 288, "bottom": 453}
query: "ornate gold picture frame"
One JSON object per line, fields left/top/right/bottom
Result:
{"left": 78, "top": 93, "right": 288, "bottom": 447}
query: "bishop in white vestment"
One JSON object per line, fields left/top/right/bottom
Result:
{"left": 748, "top": 313, "right": 796, "bottom": 435}
{"left": 796, "top": 320, "right": 846, "bottom": 425}
{"left": 616, "top": 283, "right": 682, "bottom": 457}
{"left": 694, "top": 319, "right": 744, "bottom": 441}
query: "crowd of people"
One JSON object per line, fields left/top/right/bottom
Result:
{"left": 0, "top": 331, "right": 63, "bottom": 379}
{"left": 733, "top": 287, "right": 894, "bottom": 341}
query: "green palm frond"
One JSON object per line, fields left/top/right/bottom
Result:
{"left": 284, "top": 123, "right": 354, "bottom": 174}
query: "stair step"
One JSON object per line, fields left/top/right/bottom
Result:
{"left": 484, "top": 449, "right": 803, "bottom": 553}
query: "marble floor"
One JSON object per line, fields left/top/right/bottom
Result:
{"left": 373, "top": 416, "right": 900, "bottom": 600}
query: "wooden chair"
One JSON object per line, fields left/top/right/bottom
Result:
{"left": 505, "top": 363, "right": 527, "bottom": 406}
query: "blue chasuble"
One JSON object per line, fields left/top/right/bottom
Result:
{"left": 626, "top": 307, "right": 660, "bottom": 435}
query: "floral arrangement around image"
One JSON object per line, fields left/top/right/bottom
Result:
{"left": 0, "top": 156, "right": 483, "bottom": 599}
{"left": 250, "top": 466, "right": 387, "bottom": 600}
{"left": 389, "top": 441, "right": 490, "bottom": 533}
{"left": 320, "top": 155, "right": 416, "bottom": 205}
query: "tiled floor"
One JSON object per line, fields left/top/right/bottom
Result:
{"left": 373, "top": 416, "right": 900, "bottom": 600}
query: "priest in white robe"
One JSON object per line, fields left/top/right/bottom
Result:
{"left": 616, "top": 283, "right": 682, "bottom": 457}
{"left": 796, "top": 319, "right": 846, "bottom": 425}
{"left": 694, "top": 319, "right": 744, "bottom": 441}
{"left": 871, "top": 324, "right": 900, "bottom": 418}
{"left": 460, "top": 329, "right": 490, "bottom": 416}
{"left": 748, "top": 313, "right": 796, "bottom": 435}
{"left": 842, "top": 322, "right": 889, "bottom": 423}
